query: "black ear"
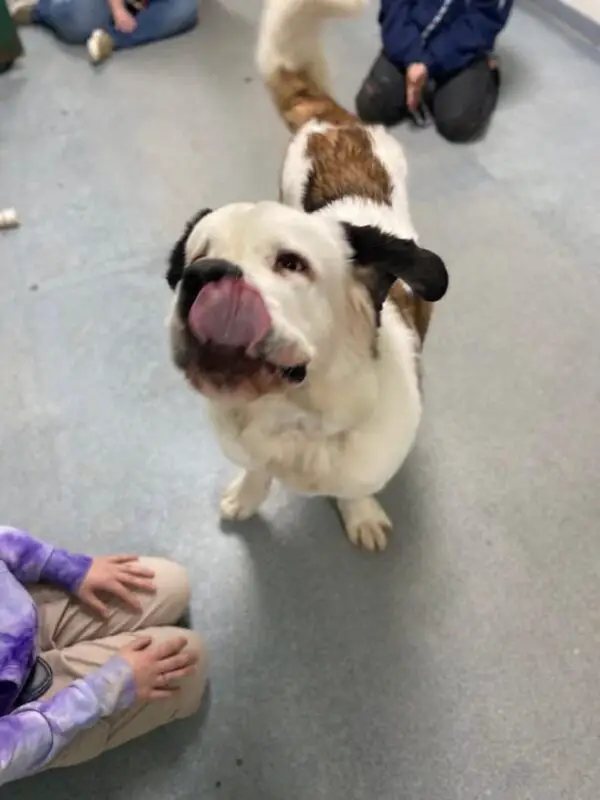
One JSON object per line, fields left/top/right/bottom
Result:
{"left": 343, "top": 223, "right": 448, "bottom": 304}
{"left": 166, "top": 208, "right": 213, "bottom": 291}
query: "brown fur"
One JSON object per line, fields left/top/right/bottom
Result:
{"left": 303, "top": 126, "right": 393, "bottom": 212}
{"left": 266, "top": 55, "right": 434, "bottom": 353}
{"left": 387, "top": 282, "right": 432, "bottom": 346}
{"left": 267, "top": 68, "right": 353, "bottom": 132}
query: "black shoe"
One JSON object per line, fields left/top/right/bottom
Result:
{"left": 355, "top": 52, "right": 409, "bottom": 126}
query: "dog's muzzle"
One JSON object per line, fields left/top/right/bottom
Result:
{"left": 178, "top": 258, "right": 309, "bottom": 383}
{"left": 182, "top": 259, "right": 271, "bottom": 350}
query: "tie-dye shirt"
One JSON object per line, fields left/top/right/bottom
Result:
{"left": 0, "top": 527, "right": 136, "bottom": 786}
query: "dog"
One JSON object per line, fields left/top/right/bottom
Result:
{"left": 165, "top": 0, "right": 449, "bottom": 551}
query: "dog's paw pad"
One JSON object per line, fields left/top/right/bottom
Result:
{"left": 337, "top": 497, "right": 392, "bottom": 552}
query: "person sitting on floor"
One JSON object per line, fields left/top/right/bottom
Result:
{"left": 0, "top": 526, "right": 207, "bottom": 787}
{"left": 10, "top": 0, "right": 198, "bottom": 65}
{"left": 356, "top": 0, "right": 514, "bottom": 142}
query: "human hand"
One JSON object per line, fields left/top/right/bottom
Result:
{"left": 406, "top": 62, "right": 428, "bottom": 112}
{"left": 119, "top": 635, "right": 198, "bottom": 700}
{"left": 113, "top": 7, "right": 137, "bottom": 32}
{"left": 76, "top": 555, "right": 156, "bottom": 617}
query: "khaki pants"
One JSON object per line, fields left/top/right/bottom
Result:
{"left": 28, "top": 558, "right": 207, "bottom": 770}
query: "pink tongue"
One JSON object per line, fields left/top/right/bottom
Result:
{"left": 187, "top": 277, "right": 272, "bottom": 348}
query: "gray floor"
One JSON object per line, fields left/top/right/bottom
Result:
{"left": 2, "top": 2, "right": 600, "bottom": 798}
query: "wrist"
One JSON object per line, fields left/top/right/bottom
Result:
{"left": 85, "top": 655, "right": 138, "bottom": 715}
{"left": 40, "top": 548, "right": 93, "bottom": 593}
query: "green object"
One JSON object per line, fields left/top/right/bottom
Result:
{"left": 0, "top": 0, "right": 23, "bottom": 71}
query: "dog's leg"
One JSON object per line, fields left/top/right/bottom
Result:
{"left": 336, "top": 496, "right": 392, "bottom": 551}
{"left": 220, "top": 469, "right": 272, "bottom": 521}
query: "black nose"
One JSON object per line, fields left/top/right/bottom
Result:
{"left": 178, "top": 258, "right": 242, "bottom": 318}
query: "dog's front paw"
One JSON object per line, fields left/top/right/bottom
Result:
{"left": 336, "top": 497, "right": 392, "bottom": 551}
{"left": 220, "top": 470, "right": 272, "bottom": 521}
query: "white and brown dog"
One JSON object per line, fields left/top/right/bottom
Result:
{"left": 166, "top": 0, "right": 448, "bottom": 551}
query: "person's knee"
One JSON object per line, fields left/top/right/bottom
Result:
{"left": 435, "top": 111, "right": 485, "bottom": 143}
{"left": 50, "top": 0, "right": 104, "bottom": 43}
{"left": 164, "top": 0, "right": 198, "bottom": 34}
{"left": 434, "top": 64, "right": 498, "bottom": 143}
{"left": 52, "top": 14, "right": 91, "bottom": 44}
{"left": 176, "top": 630, "right": 208, "bottom": 717}
{"left": 141, "top": 557, "right": 191, "bottom": 620}
{"left": 179, "top": 0, "right": 199, "bottom": 28}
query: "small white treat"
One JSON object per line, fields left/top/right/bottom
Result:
{"left": 0, "top": 209, "right": 20, "bottom": 229}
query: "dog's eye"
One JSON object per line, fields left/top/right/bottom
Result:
{"left": 275, "top": 251, "right": 310, "bottom": 275}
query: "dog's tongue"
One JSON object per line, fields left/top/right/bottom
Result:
{"left": 187, "top": 277, "right": 271, "bottom": 348}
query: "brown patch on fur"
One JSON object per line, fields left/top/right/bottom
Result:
{"left": 267, "top": 67, "right": 354, "bottom": 132}
{"left": 304, "top": 126, "right": 393, "bottom": 212}
{"left": 346, "top": 279, "right": 381, "bottom": 355}
{"left": 387, "top": 281, "right": 433, "bottom": 346}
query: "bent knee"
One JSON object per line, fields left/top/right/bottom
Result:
{"left": 435, "top": 112, "right": 487, "bottom": 143}
{"left": 179, "top": 0, "right": 199, "bottom": 24}
{"left": 51, "top": 7, "right": 101, "bottom": 42}
{"left": 166, "top": 0, "right": 199, "bottom": 32}
{"left": 176, "top": 630, "right": 208, "bottom": 715}
{"left": 52, "top": 18, "right": 92, "bottom": 43}
{"left": 140, "top": 557, "right": 191, "bottom": 618}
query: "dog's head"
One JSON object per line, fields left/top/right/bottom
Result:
{"left": 166, "top": 202, "right": 448, "bottom": 401}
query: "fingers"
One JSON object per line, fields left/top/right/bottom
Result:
{"left": 123, "top": 562, "right": 156, "bottom": 581}
{"left": 119, "top": 573, "right": 156, "bottom": 593}
{"left": 158, "top": 650, "right": 198, "bottom": 675}
{"left": 81, "top": 591, "right": 110, "bottom": 618}
{"left": 128, "top": 635, "right": 153, "bottom": 652}
{"left": 107, "top": 572, "right": 156, "bottom": 610}
{"left": 107, "top": 580, "right": 143, "bottom": 612}
{"left": 162, "top": 665, "right": 197, "bottom": 683}
{"left": 406, "top": 79, "right": 418, "bottom": 111}
{"left": 152, "top": 636, "right": 189, "bottom": 661}
{"left": 108, "top": 554, "right": 156, "bottom": 577}
{"left": 108, "top": 555, "right": 140, "bottom": 564}
{"left": 407, "top": 84, "right": 422, "bottom": 112}
{"left": 149, "top": 663, "right": 197, "bottom": 699}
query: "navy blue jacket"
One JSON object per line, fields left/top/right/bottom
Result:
{"left": 379, "top": 0, "right": 513, "bottom": 78}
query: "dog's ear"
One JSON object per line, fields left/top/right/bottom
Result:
{"left": 166, "top": 208, "right": 213, "bottom": 291}
{"left": 343, "top": 223, "right": 448, "bottom": 305}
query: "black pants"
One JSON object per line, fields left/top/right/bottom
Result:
{"left": 356, "top": 54, "right": 500, "bottom": 143}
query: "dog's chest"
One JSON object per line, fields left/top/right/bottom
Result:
{"left": 210, "top": 404, "right": 351, "bottom": 494}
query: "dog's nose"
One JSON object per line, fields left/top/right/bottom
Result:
{"left": 179, "top": 258, "right": 242, "bottom": 318}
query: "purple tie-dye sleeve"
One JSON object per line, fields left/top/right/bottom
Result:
{"left": 0, "top": 655, "right": 136, "bottom": 786}
{"left": 0, "top": 527, "right": 92, "bottom": 592}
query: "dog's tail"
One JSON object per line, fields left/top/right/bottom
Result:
{"left": 256, "top": 0, "right": 367, "bottom": 133}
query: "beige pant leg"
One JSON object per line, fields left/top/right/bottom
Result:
{"left": 26, "top": 558, "right": 207, "bottom": 770}
{"left": 42, "top": 626, "right": 207, "bottom": 770}
{"left": 30, "top": 557, "right": 192, "bottom": 649}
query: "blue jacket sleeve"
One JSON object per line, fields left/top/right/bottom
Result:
{"left": 0, "top": 526, "right": 92, "bottom": 592}
{"left": 424, "top": 0, "right": 513, "bottom": 78}
{"left": 0, "top": 656, "right": 136, "bottom": 786}
{"left": 380, "top": 0, "right": 428, "bottom": 68}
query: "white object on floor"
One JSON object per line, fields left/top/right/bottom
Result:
{"left": 87, "top": 30, "right": 114, "bottom": 65}
{"left": 0, "top": 209, "right": 20, "bottom": 229}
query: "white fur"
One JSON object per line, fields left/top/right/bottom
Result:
{"left": 256, "top": 0, "right": 367, "bottom": 90}
{"left": 170, "top": 0, "right": 432, "bottom": 551}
